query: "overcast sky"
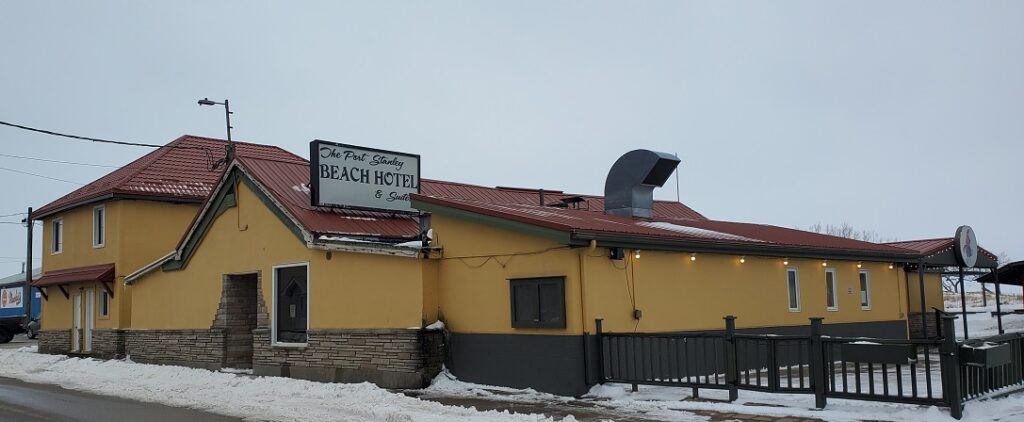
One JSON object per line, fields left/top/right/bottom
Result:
{"left": 1, "top": 1, "right": 1021, "bottom": 277}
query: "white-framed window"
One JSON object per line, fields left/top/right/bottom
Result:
{"left": 272, "top": 262, "right": 309, "bottom": 346}
{"left": 825, "top": 268, "right": 838, "bottom": 311}
{"left": 859, "top": 270, "right": 871, "bottom": 310}
{"left": 51, "top": 218, "right": 64, "bottom": 254}
{"left": 92, "top": 205, "right": 105, "bottom": 248}
{"left": 99, "top": 290, "right": 109, "bottom": 317}
{"left": 786, "top": 268, "right": 801, "bottom": 311}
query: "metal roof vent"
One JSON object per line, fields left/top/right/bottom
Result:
{"left": 603, "top": 149, "right": 680, "bottom": 218}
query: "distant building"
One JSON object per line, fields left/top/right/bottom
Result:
{"left": 0, "top": 268, "right": 42, "bottom": 320}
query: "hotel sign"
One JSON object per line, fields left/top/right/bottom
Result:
{"left": 309, "top": 140, "right": 420, "bottom": 213}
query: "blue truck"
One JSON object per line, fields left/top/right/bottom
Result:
{"left": 0, "top": 269, "right": 42, "bottom": 343}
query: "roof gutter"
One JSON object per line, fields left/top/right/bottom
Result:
{"left": 570, "top": 232, "right": 921, "bottom": 263}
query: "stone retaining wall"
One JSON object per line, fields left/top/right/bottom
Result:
{"left": 90, "top": 329, "right": 126, "bottom": 359}
{"left": 38, "top": 329, "right": 70, "bottom": 354}
{"left": 125, "top": 329, "right": 226, "bottom": 370}
{"left": 253, "top": 328, "right": 445, "bottom": 389}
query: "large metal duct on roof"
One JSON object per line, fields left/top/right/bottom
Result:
{"left": 603, "top": 149, "right": 680, "bottom": 218}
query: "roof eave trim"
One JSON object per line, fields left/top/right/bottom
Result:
{"left": 411, "top": 198, "right": 572, "bottom": 244}
{"left": 570, "top": 232, "right": 921, "bottom": 262}
{"left": 124, "top": 251, "right": 177, "bottom": 285}
{"left": 308, "top": 241, "right": 420, "bottom": 258}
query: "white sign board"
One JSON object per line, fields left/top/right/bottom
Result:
{"left": 310, "top": 140, "right": 420, "bottom": 213}
{"left": 0, "top": 287, "right": 23, "bottom": 309}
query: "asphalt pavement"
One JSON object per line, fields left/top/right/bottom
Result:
{"left": 0, "top": 374, "right": 240, "bottom": 422}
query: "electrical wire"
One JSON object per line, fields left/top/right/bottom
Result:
{"left": 0, "top": 212, "right": 27, "bottom": 218}
{"left": 0, "top": 165, "right": 82, "bottom": 184}
{"left": 0, "top": 119, "right": 222, "bottom": 170}
{"left": 0, "top": 152, "right": 119, "bottom": 168}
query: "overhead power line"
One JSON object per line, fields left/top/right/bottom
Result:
{"left": 0, "top": 212, "right": 27, "bottom": 218}
{"left": 0, "top": 153, "right": 119, "bottom": 168}
{"left": 0, "top": 165, "right": 82, "bottom": 185}
{"left": 0, "top": 120, "right": 167, "bottom": 148}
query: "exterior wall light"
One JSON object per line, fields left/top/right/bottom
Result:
{"left": 822, "top": 260, "right": 828, "bottom": 267}
{"left": 739, "top": 256, "right": 746, "bottom": 264}
{"left": 634, "top": 249, "right": 641, "bottom": 259}
{"left": 857, "top": 261, "right": 863, "bottom": 268}
{"left": 889, "top": 263, "right": 895, "bottom": 270}
{"left": 690, "top": 253, "right": 697, "bottom": 261}
{"left": 783, "top": 258, "right": 789, "bottom": 265}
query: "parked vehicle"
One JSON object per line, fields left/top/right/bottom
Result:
{"left": 0, "top": 316, "right": 25, "bottom": 343}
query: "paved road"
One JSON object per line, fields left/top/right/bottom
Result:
{"left": 0, "top": 335, "right": 36, "bottom": 350}
{"left": 0, "top": 377, "right": 241, "bottom": 422}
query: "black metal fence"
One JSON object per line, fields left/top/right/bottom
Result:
{"left": 594, "top": 315, "right": 1024, "bottom": 419}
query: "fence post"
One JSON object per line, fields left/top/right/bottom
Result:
{"left": 934, "top": 308, "right": 943, "bottom": 339}
{"left": 595, "top": 318, "right": 605, "bottom": 384}
{"left": 940, "top": 315, "right": 963, "bottom": 420}
{"left": 724, "top": 315, "right": 738, "bottom": 402}
{"left": 809, "top": 317, "right": 826, "bottom": 409}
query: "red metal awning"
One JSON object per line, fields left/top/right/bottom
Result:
{"left": 33, "top": 264, "right": 115, "bottom": 288}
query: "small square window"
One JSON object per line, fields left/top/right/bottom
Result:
{"left": 510, "top": 277, "right": 565, "bottom": 329}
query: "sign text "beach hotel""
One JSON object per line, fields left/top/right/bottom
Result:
{"left": 309, "top": 140, "right": 421, "bottom": 213}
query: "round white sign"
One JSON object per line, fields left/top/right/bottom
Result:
{"left": 954, "top": 225, "right": 978, "bottom": 268}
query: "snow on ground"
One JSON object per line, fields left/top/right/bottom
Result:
{"left": 945, "top": 304, "right": 1024, "bottom": 339}
{"left": 422, "top": 369, "right": 1024, "bottom": 422}
{"left": 0, "top": 346, "right": 574, "bottom": 422}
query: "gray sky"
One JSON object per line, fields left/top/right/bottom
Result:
{"left": 1, "top": 1, "right": 1021, "bottom": 277}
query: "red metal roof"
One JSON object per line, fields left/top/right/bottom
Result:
{"left": 411, "top": 195, "right": 919, "bottom": 257}
{"left": 239, "top": 156, "right": 421, "bottom": 239}
{"left": 32, "top": 135, "right": 304, "bottom": 219}
{"left": 33, "top": 263, "right": 114, "bottom": 288}
{"left": 420, "top": 179, "right": 705, "bottom": 221}
{"left": 237, "top": 159, "right": 708, "bottom": 240}
{"left": 884, "top": 238, "right": 999, "bottom": 260}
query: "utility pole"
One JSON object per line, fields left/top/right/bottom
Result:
{"left": 24, "top": 207, "right": 32, "bottom": 325}
{"left": 198, "top": 98, "right": 235, "bottom": 162}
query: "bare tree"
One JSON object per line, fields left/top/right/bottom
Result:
{"left": 805, "top": 221, "right": 899, "bottom": 243}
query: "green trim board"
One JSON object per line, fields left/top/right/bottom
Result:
{"left": 162, "top": 165, "right": 307, "bottom": 272}
{"left": 412, "top": 200, "right": 571, "bottom": 244}
{"left": 412, "top": 199, "right": 918, "bottom": 263}
{"left": 572, "top": 233, "right": 919, "bottom": 263}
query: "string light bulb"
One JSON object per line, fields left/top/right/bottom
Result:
{"left": 634, "top": 249, "right": 641, "bottom": 259}
{"left": 690, "top": 253, "right": 697, "bottom": 261}
{"left": 739, "top": 256, "right": 746, "bottom": 264}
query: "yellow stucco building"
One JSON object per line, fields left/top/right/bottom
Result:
{"left": 33, "top": 137, "right": 982, "bottom": 395}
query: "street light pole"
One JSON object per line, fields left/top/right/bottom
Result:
{"left": 24, "top": 207, "right": 32, "bottom": 327}
{"left": 198, "top": 98, "right": 234, "bottom": 161}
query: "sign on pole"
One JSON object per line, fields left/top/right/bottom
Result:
{"left": 309, "top": 140, "right": 421, "bottom": 213}
{"left": 954, "top": 225, "right": 978, "bottom": 268}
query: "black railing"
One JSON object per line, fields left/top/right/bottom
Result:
{"left": 594, "top": 314, "right": 1024, "bottom": 420}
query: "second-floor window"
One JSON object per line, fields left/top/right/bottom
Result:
{"left": 93, "top": 206, "right": 105, "bottom": 248}
{"left": 51, "top": 218, "right": 63, "bottom": 254}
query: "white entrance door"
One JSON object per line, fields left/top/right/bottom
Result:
{"left": 72, "top": 294, "right": 81, "bottom": 352}
{"left": 84, "top": 289, "right": 94, "bottom": 352}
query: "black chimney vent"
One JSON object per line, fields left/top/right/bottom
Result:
{"left": 603, "top": 149, "right": 680, "bottom": 218}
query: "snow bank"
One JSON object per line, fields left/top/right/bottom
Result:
{"left": 0, "top": 347, "right": 573, "bottom": 422}
{"left": 423, "top": 367, "right": 1024, "bottom": 422}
